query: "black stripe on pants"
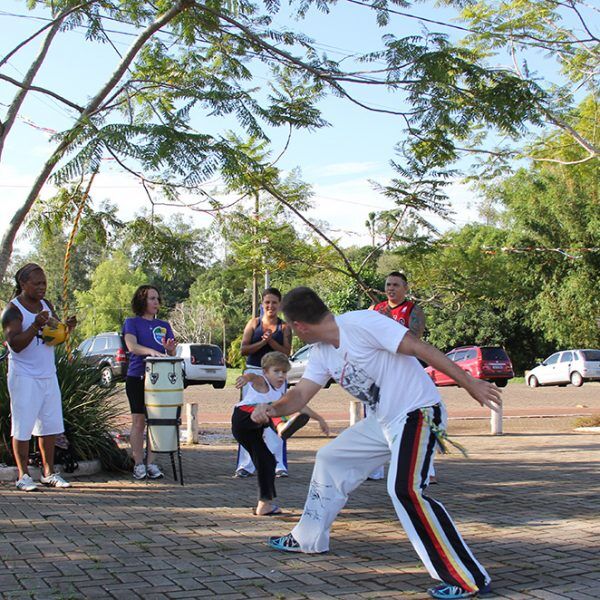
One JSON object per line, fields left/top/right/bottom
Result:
{"left": 231, "top": 407, "right": 276, "bottom": 502}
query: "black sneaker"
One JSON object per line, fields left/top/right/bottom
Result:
{"left": 233, "top": 469, "right": 252, "bottom": 478}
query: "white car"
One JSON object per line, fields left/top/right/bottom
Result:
{"left": 176, "top": 343, "right": 227, "bottom": 389}
{"left": 527, "top": 349, "right": 600, "bottom": 388}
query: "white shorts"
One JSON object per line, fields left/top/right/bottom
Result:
{"left": 8, "top": 372, "right": 64, "bottom": 440}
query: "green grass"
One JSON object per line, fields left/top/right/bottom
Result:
{"left": 226, "top": 367, "right": 243, "bottom": 386}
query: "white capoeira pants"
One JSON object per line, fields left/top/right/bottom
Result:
{"left": 236, "top": 428, "right": 287, "bottom": 473}
{"left": 291, "top": 404, "right": 490, "bottom": 593}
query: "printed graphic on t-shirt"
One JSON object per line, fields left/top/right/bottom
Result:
{"left": 374, "top": 304, "right": 406, "bottom": 325}
{"left": 152, "top": 326, "right": 167, "bottom": 346}
{"left": 333, "top": 356, "right": 380, "bottom": 409}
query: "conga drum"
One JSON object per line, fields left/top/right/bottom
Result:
{"left": 144, "top": 356, "right": 184, "bottom": 453}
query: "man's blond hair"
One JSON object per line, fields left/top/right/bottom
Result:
{"left": 261, "top": 351, "right": 291, "bottom": 372}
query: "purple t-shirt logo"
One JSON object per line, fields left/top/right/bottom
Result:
{"left": 153, "top": 326, "right": 167, "bottom": 346}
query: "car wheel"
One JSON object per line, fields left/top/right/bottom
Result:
{"left": 212, "top": 381, "right": 226, "bottom": 389}
{"left": 570, "top": 371, "right": 584, "bottom": 387}
{"left": 528, "top": 375, "right": 539, "bottom": 388}
{"left": 100, "top": 366, "right": 113, "bottom": 387}
{"left": 495, "top": 379, "right": 508, "bottom": 388}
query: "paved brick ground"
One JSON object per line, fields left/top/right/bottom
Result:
{"left": 1, "top": 416, "right": 599, "bottom": 599}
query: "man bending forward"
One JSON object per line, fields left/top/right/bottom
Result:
{"left": 252, "top": 287, "right": 501, "bottom": 600}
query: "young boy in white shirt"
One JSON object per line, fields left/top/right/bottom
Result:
{"left": 232, "top": 351, "right": 329, "bottom": 516}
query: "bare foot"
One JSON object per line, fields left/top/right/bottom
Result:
{"left": 255, "top": 500, "right": 283, "bottom": 516}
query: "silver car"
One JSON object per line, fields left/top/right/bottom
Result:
{"left": 527, "top": 349, "right": 600, "bottom": 387}
{"left": 287, "top": 344, "right": 334, "bottom": 387}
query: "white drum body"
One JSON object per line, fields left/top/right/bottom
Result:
{"left": 144, "top": 357, "right": 184, "bottom": 452}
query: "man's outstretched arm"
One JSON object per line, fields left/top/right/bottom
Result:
{"left": 397, "top": 331, "right": 502, "bottom": 411}
{"left": 251, "top": 378, "right": 323, "bottom": 424}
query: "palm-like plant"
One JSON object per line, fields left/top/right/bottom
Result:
{"left": 0, "top": 348, "right": 131, "bottom": 471}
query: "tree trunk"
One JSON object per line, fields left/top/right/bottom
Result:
{"left": 0, "top": 1, "right": 192, "bottom": 281}
{"left": 0, "top": 6, "right": 77, "bottom": 161}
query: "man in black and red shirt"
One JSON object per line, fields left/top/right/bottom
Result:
{"left": 370, "top": 271, "right": 426, "bottom": 338}
{"left": 368, "top": 271, "right": 429, "bottom": 481}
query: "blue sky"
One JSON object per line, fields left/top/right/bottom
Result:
{"left": 0, "top": 0, "right": 576, "bottom": 252}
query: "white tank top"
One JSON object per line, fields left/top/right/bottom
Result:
{"left": 236, "top": 375, "right": 286, "bottom": 407}
{"left": 7, "top": 297, "right": 56, "bottom": 378}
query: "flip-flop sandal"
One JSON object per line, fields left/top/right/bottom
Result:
{"left": 253, "top": 505, "right": 283, "bottom": 516}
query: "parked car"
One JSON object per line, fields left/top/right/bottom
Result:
{"left": 425, "top": 345, "right": 514, "bottom": 388}
{"left": 74, "top": 332, "right": 128, "bottom": 387}
{"left": 526, "top": 349, "right": 600, "bottom": 388}
{"left": 177, "top": 343, "right": 227, "bottom": 388}
{"left": 287, "top": 344, "right": 335, "bottom": 387}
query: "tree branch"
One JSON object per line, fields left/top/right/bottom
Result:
{"left": 0, "top": 1, "right": 97, "bottom": 68}
{"left": 0, "top": 73, "right": 85, "bottom": 113}
{"left": 358, "top": 206, "right": 408, "bottom": 273}
{"left": 260, "top": 179, "right": 377, "bottom": 301}
{"left": 0, "top": 0, "right": 193, "bottom": 282}
{"left": 0, "top": 7, "right": 67, "bottom": 161}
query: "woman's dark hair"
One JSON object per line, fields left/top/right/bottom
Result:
{"left": 131, "top": 285, "right": 161, "bottom": 316}
{"left": 281, "top": 287, "right": 330, "bottom": 324}
{"left": 13, "top": 263, "right": 44, "bottom": 298}
{"left": 262, "top": 287, "right": 282, "bottom": 301}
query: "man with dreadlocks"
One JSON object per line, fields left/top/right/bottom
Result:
{"left": 2, "top": 263, "right": 77, "bottom": 491}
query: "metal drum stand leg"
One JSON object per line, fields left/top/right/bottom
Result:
{"left": 145, "top": 413, "right": 184, "bottom": 486}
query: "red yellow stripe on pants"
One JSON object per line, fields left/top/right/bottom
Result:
{"left": 393, "top": 407, "right": 488, "bottom": 593}
{"left": 409, "top": 410, "right": 477, "bottom": 591}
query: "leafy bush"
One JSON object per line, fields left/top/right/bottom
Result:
{"left": 227, "top": 334, "right": 244, "bottom": 368}
{"left": 573, "top": 414, "right": 600, "bottom": 428}
{"left": 0, "top": 348, "right": 132, "bottom": 471}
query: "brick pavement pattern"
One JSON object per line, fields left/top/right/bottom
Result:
{"left": 1, "top": 426, "right": 599, "bottom": 599}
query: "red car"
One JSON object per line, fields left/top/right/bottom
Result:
{"left": 425, "top": 345, "right": 514, "bottom": 388}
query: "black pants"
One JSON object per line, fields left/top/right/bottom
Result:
{"left": 231, "top": 407, "right": 276, "bottom": 502}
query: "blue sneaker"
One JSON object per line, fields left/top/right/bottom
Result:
{"left": 268, "top": 533, "right": 302, "bottom": 553}
{"left": 427, "top": 583, "right": 479, "bottom": 599}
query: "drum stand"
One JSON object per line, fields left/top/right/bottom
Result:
{"left": 145, "top": 408, "right": 184, "bottom": 485}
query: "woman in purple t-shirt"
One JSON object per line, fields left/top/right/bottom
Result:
{"left": 123, "top": 285, "right": 176, "bottom": 481}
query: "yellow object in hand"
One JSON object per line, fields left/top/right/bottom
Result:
{"left": 41, "top": 321, "right": 68, "bottom": 346}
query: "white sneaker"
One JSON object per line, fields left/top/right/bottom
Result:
{"left": 40, "top": 473, "right": 71, "bottom": 488}
{"left": 133, "top": 464, "right": 147, "bottom": 480}
{"left": 16, "top": 473, "right": 38, "bottom": 492}
{"left": 146, "top": 463, "right": 164, "bottom": 479}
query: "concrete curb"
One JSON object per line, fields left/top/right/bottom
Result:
{"left": 0, "top": 459, "right": 102, "bottom": 482}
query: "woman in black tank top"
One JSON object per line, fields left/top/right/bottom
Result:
{"left": 241, "top": 288, "right": 292, "bottom": 368}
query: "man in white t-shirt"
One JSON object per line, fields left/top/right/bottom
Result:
{"left": 251, "top": 287, "right": 501, "bottom": 600}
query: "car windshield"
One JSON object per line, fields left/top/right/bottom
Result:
{"left": 481, "top": 347, "right": 509, "bottom": 361}
{"left": 190, "top": 345, "right": 222, "bottom": 364}
{"left": 581, "top": 350, "right": 600, "bottom": 361}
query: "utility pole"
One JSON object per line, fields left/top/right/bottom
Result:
{"left": 251, "top": 192, "right": 260, "bottom": 317}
